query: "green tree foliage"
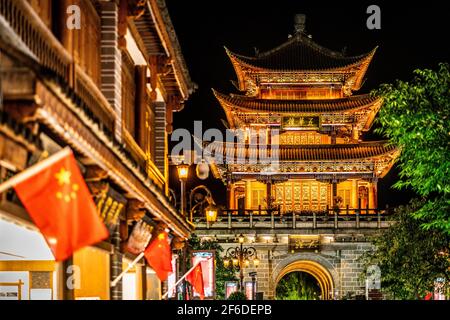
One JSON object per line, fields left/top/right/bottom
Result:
{"left": 374, "top": 63, "right": 450, "bottom": 233}
{"left": 275, "top": 272, "right": 321, "bottom": 300}
{"left": 188, "top": 234, "right": 238, "bottom": 299}
{"left": 362, "top": 200, "right": 450, "bottom": 299}
{"left": 227, "top": 291, "right": 248, "bottom": 300}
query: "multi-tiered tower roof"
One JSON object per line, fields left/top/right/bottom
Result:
{"left": 210, "top": 15, "right": 398, "bottom": 213}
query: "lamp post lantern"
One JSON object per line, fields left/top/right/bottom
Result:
{"left": 223, "top": 234, "right": 259, "bottom": 292}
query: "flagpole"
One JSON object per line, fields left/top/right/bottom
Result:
{"left": 110, "top": 252, "right": 145, "bottom": 287}
{"left": 161, "top": 260, "right": 202, "bottom": 300}
{"left": 0, "top": 147, "right": 72, "bottom": 194}
{"left": 162, "top": 255, "right": 212, "bottom": 300}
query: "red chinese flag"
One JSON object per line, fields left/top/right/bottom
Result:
{"left": 144, "top": 231, "right": 173, "bottom": 281}
{"left": 13, "top": 148, "right": 109, "bottom": 261}
{"left": 186, "top": 262, "right": 205, "bottom": 300}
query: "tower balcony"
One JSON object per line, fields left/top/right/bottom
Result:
{"left": 192, "top": 206, "right": 392, "bottom": 235}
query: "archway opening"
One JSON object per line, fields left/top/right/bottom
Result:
{"left": 276, "top": 271, "right": 321, "bottom": 300}
{"left": 275, "top": 260, "right": 334, "bottom": 300}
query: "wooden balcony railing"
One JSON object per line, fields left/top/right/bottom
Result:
{"left": 192, "top": 206, "right": 392, "bottom": 230}
{"left": 122, "top": 128, "right": 165, "bottom": 190}
{"left": 74, "top": 65, "right": 115, "bottom": 130}
{"left": 1, "top": 0, "right": 71, "bottom": 81}
{"left": 1, "top": 0, "right": 115, "bottom": 130}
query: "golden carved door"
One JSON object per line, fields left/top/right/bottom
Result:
{"left": 274, "top": 181, "right": 329, "bottom": 213}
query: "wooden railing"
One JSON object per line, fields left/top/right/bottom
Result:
{"left": 74, "top": 65, "right": 115, "bottom": 130}
{"left": 1, "top": 0, "right": 72, "bottom": 81}
{"left": 192, "top": 207, "right": 392, "bottom": 230}
{"left": 123, "top": 128, "right": 165, "bottom": 190}
{"left": 0, "top": 0, "right": 115, "bottom": 130}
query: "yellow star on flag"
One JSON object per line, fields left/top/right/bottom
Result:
{"left": 55, "top": 168, "right": 71, "bottom": 185}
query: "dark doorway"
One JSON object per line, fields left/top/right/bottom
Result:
{"left": 276, "top": 271, "right": 321, "bottom": 300}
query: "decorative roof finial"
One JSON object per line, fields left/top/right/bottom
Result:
{"left": 294, "top": 14, "right": 306, "bottom": 34}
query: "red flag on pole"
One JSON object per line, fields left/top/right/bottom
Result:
{"left": 144, "top": 231, "right": 173, "bottom": 281}
{"left": 10, "top": 148, "right": 109, "bottom": 261}
{"left": 186, "top": 262, "right": 205, "bottom": 300}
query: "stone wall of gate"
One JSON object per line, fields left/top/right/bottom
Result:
{"left": 215, "top": 238, "right": 374, "bottom": 300}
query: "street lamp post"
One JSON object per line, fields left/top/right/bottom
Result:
{"left": 176, "top": 162, "right": 189, "bottom": 218}
{"left": 249, "top": 272, "right": 257, "bottom": 300}
{"left": 176, "top": 162, "right": 189, "bottom": 300}
{"left": 223, "top": 234, "right": 259, "bottom": 292}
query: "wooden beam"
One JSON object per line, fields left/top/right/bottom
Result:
{"left": 118, "top": 0, "right": 128, "bottom": 49}
{"left": 0, "top": 260, "right": 55, "bottom": 272}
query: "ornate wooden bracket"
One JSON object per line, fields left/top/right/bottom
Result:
{"left": 119, "top": 0, "right": 148, "bottom": 49}
{"left": 148, "top": 55, "right": 171, "bottom": 101}
{"left": 172, "top": 236, "right": 186, "bottom": 250}
{"left": 85, "top": 166, "right": 108, "bottom": 182}
{"left": 86, "top": 181, "right": 109, "bottom": 199}
{"left": 128, "top": 0, "right": 147, "bottom": 20}
{"left": 125, "top": 199, "right": 146, "bottom": 221}
{"left": 85, "top": 166, "right": 109, "bottom": 199}
{"left": 166, "top": 95, "right": 183, "bottom": 133}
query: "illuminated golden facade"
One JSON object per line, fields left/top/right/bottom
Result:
{"left": 212, "top": 21, "right": 398, "bottom": 214}
{"left": 0, "top": 0, "right": 194, "bottom": 300}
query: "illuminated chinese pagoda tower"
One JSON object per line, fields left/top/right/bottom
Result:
{"left": 212, "top": 14, "right": 399, "bottom": 214}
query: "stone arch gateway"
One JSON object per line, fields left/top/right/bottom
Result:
{"left": 272, "top": 253, "right": 338, "bottom": 300}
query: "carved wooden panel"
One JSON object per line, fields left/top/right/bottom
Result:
{"left": 274, "top": 180, "right": 329, "bottom": 213}
{"left": 0, "top": 134, "right": 29, "bottom": 171}
{"left": 30, "top": 271, "right": 51, "bottom": 289}
{"left": 69, "top": 0, "right": 101, "bottom": 86}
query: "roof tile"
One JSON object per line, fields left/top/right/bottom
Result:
{"left": 214, "top": 90, "right": 380, "bottom": 113}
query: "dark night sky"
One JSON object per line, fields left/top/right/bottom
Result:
{"left": 165, "top": 0, "right": 450, "bottom": 208}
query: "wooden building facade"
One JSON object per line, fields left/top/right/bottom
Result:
{"left": 0, "top": 0, "right": 195, "bottom": 300}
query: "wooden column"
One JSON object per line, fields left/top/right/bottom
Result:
{"left": 352, "top": 179, "right": 358, "bottom": 209}
{"left": 110, "top": 224, "right": 123, "bottom": 300}
{"left": 227, "top": 183, "right": 235, "bottom": 210}
{"left": 331, "top": 129, "right": 337, "bottom": 145}
{"left": 331, "top": 181, "right": 337, "bottom": 207}
{"left": 61, "top": 258, "right": 75, "bottom": 300}
{"left": 166, "top": 99, "right": 174, "bottom": 134}
{"left": 369, "top": 180, "right": 378, "bottom": 209}
{"left": 352, "top": 125, "right": 359, "bottom": 141}
{"left": 140, "top": 264, "right": 147, "bottom": 300}
{"left": 245, "top": 180, "right": 252, "bottom": 210}
{"left": 266, "top": 180, "right": 272, "bottom": 210}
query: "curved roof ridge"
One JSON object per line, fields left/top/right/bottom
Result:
{"left": 203, "top": 140, "right": 397, "bottom": 163}
{"left": 215, "top": 90, "right": 374, "bottom": 103}
{"left": 280, "top": 141, "right": 390, "bottom": 147}
{"left": 224, "top": 34, "right": 377, "bottom": 71}
{"left": 206, "top": 140, "right": 394, "bottom": 150}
